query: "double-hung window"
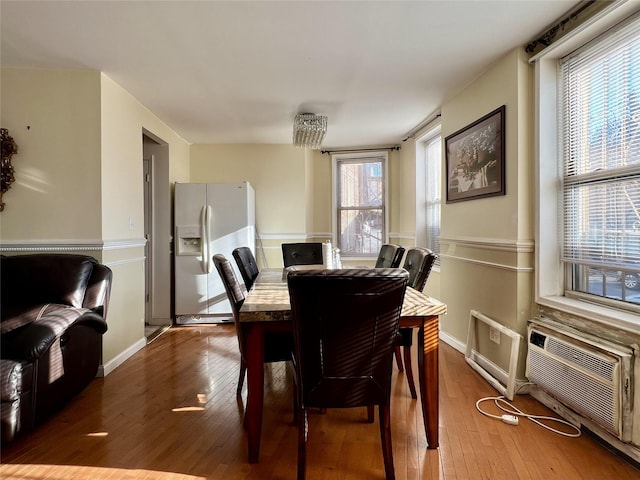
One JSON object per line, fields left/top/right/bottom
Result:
{"left": 333, "top": 152, "right": 388, "bottom": 257}
{"left": 424, "top": 131, "right": 441, "bottom": 265}
{"left": 559, "top": 16, "right": 640, "bottom": 310}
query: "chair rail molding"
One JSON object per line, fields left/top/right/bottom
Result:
{"left": 439, "top": 235, "right": 535, "bottom": 253}
{"left": 439, "top": 235, "right": 535, "bottom": 272}
{"left": 0, "top": 238, "right": 147, "bottom": 253}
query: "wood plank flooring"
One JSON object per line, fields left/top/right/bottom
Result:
{"left": 1, "top": 325, "right": 638, "bottom": 479}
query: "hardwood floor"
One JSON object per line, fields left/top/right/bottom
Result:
{"left": 1, "top": 325, "right": 637, "bottom": 480}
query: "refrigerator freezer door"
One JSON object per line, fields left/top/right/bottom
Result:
{"left": 205, "top": 183, "right": 255, "bottom": 316}
{"left": 174, "top": 182, "right": 255, "bottom": 322}
{"left": 174, "top": 183, "right": 209, "bottom": 317}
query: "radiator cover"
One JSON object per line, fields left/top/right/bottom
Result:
{"left": 527, "top": 321, "right": 633, "bottom": 442}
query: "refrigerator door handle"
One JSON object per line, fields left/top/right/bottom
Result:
{"left": 205, "top": 205, "right": 213, "bottom": 273}
{"left": 200, "top": 205, "right": 211, "bottom": 274}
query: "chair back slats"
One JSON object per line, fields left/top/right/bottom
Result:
{"left": 288, "top": 268, "right": 408, "bottom": 409}
{"left": 402, "top": 247, "right": 437, "bottom": 291}
{"left": 232, "top": 246, "right": 259, "bottom": 291}
{"left": 375, "top": 244, "right": 405, "bottom": 268}
{"left": 396, "top": 247, "right": 438, "bottom": 400}
{"left": 213, "top": 253, "right": 247, "bottom": 360}
{"left": 282, "top": 242, "right": 323, "bottom": 267}
{"left": 214, "top": 253, "right": 294, "bottom": 397}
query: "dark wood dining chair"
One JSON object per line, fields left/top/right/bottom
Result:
{"left": 287, "top": 268, "right": 409, "bottom": 480}
{"left": 232, "top": 246, "right": 259, "bottom": 291}
{"left": 395, "top": 247, "right": 438, "bottom": 398}
{"left": 375, "top": 244, "right": 405, "bottom": 268}
{"left": 281, "top": 242, "right": 323, "bottom": 267}
{"left": 213, "top": 254, "right": 294, "bottom": 397}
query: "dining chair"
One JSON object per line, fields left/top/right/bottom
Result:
{"left": 213, "top": 254, "right": 294, "bottom": 397}
{"left": 395, "top": 247, "right": 438, "bottom": 398}
{"left": 288, "top": 268, "right": 409, "bottom": 480}
{"left": 375, "top": 244, "right": 405, "bottom": 268}
{"left": 232, "top": 246, "right": 259, "bottom": 291}
{"left": 281, "top": 242, "right": 323, "bottom": 267}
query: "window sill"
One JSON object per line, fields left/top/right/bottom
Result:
{"left": 537, "top": 295, "right": 640, "bottom": 334}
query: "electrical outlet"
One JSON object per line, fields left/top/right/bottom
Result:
{"left": 489, "top": 327, "right": 501, "bottom": 344}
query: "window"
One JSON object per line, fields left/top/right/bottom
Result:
{"left": 333, "top": 152, "right": 388, "bottom": 256}
{"left": 560, "top": 17, "right": 640, "bottom": 308}
{"left": 424, "top": 132, "right": 441, "bottom": 265}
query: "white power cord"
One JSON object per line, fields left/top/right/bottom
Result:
{"left": 475, "top": 395, "right": 582, "bottom": 437}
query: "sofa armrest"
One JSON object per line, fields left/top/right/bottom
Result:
{"left": 2, "top": 324, "right": 57, "bottom": 361}
{"left": 2, "top": 309, "right": 107, "bottom": 362}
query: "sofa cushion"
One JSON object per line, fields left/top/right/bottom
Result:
{"left": 1, "top": 254, "right": 96, "bottom": 314}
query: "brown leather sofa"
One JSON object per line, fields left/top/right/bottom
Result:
{"left": 0, "top": 254, "right": 111, "bottom": 442}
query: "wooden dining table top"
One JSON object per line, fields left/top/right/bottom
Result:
{"left": 239, "top": 268, "right": 447, "bottom": 322}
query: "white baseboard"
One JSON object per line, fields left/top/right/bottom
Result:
{"left": 149, "top": 318, "right": 172, "bottom": 326}
{"left": 440, "top": 330, "right": 529, "bottom": 397}
{"left": 98, "top": 337, "right": 146, "bottom": 377}
{"left": 439, "top": 330, "right": 465, "bottom": 353}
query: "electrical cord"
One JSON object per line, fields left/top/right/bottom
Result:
{"left": 475, "top": 395, "right": 582, "bottom": 437}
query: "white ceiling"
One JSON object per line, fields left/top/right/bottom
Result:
{"left": 1, "top": 0, "right": 579, "bottom": 148}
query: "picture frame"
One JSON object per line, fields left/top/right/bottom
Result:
{"left": 445, "top": 105, "right": 505, "bottom": 203}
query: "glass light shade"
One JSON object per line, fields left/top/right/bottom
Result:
{"left": 293, "top": 114, "right": 327, "bottom": 149}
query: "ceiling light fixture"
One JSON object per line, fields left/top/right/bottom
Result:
{"left": 293, "top": 113, "right": 327, "bottom": 149}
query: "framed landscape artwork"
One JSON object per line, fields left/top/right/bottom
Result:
{"left": 445, "top": 105, "right": 505, "bottom": 203}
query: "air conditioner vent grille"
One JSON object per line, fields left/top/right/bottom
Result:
{"left": 528, "top": 348, "right": 618, "bottom": 433}
{"left": 546, "top": 337, "right": 616, "bottom": 381}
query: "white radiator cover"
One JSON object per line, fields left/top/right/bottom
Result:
{"left": 527, "top": 320, "right": 634, "bottom": 442}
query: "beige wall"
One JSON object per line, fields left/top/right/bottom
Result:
{"left": 190, "top": 143, "right": 310, "bottom": 267}
{"left": 1, "top": 68, "right": 190, "bottom": 372}
{"left": 0, "top": 68, "right": 102, "bottom": 241}
{"left": 310, "top": 149, "right": 332, "bottom": 237}
{"left": 396, "top": 142, "right": 418, "bottom": 245}
{"left": 99, "top": 74, "right": 190, "bottom": 367}
{"left": 438, "top": 48, "right": 535, "bottom": 376}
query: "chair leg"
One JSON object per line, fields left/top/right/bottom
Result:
{"left": 237, "top": 358, "right": 246, "bottom": 397}
{"left": 403, "top": 346, "right": 417, "bottom": 399}
{"left": 288, "top": 361, "right": 298, "bottom": 424}
{"left": 379, "top": 404, "right": 396, "bottom": 480}
{"left": 367, "top": 405, "right": 375, "bottom": 423}
{"left": 297, "top": 407, "right": 308, "bottom": 480}
{"left": 394, "top": 346, "right": 403, "bottom": 371}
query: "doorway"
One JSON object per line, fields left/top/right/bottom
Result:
{"left": 142, "top": 132, "right": 172, "bottom": 342}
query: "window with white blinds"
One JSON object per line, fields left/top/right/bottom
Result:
{"left": 424, "top": 134, "right": 441, "bottom": 265}
{"left": 560, "top": 15, "right": 640, "bottom": 306}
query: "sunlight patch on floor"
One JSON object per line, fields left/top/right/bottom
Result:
{"left": 0, "top": 464, "right": 206, "bottom": 480}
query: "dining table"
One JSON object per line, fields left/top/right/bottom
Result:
{"left": 238, "top": 267, "right": 447, "bottom": 463}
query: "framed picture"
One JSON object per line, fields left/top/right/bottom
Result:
{"left": 445, "top": 105, "right": 505, "bottom": 203}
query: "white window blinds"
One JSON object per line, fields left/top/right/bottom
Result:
{"left": 560, "top": 15, "right": 640, "bottom": 275}
{"left": 424, "top": 135, "right": 441, "bottom": 263}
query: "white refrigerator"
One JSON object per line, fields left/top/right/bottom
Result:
{"left": 174, "top": 182, "right": 255, "bottom": 324}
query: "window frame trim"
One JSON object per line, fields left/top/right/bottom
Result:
{"left": 331, "top": 151, "right": 389, "bottom": 258}
{"left": 418, "top": 125, "right": 442, "bottom": 267}
{"left": 533, "top": 2, "right": 640, "bottom": 332}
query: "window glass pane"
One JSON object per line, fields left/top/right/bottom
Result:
{"left": 561, "top": 18, "right": 640, "bottom": 307}
{"left": 338, "top": 208, "right": 383, "bottom": 255}
{"left": 425, "top": 136, "right": 441, "bottom": 263}
{"left": 339, "top": 161, "right": 383, "bottom": 207}
{"left": 335, "top": 156, "right": 386, "bottom": 255}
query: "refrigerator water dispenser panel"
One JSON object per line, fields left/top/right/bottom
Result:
{"left": 176, "top": 225, "right": 202, "bottom": 255}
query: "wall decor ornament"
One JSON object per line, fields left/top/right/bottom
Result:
{"left": 445, "top": 106, "right": 505, "bottom": 203}
{"left": 1, "top": 128, "right": 18, "bottom": 212}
